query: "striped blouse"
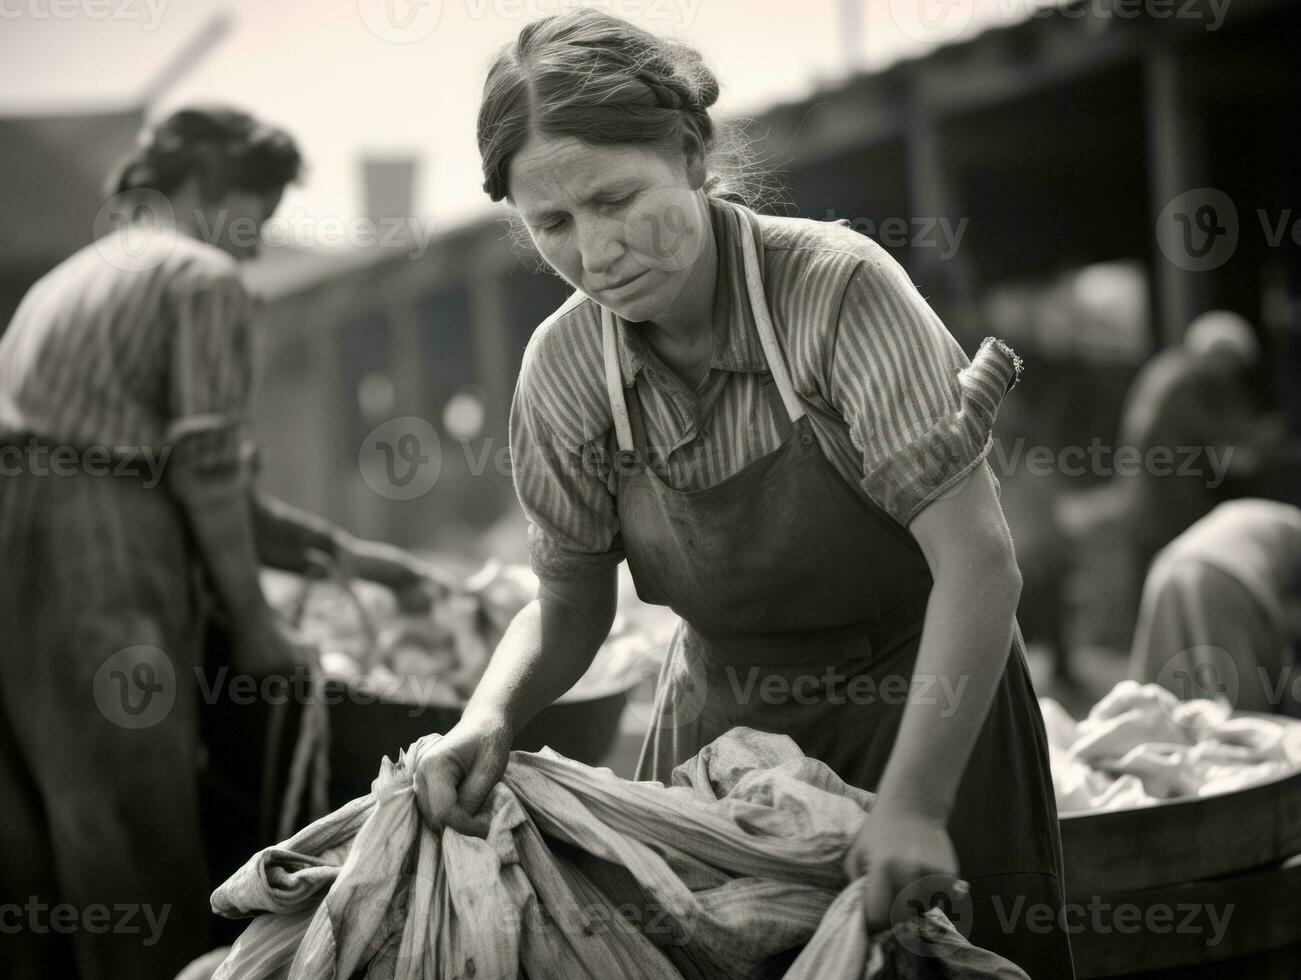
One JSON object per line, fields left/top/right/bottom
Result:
{"left": 510, "top": 195, "right": 1023, "bottom": 582}
{"left": 0, "top": 225, "right": 254, "bottom": 465}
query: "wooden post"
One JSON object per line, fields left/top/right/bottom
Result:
{"left": 905, "top": 95, "right": 978, "bottom": 345}
{"left": 1146, "top": 44, "right": 1209, "bottom": 351}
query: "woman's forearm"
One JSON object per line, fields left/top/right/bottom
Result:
{"left": 251, "top": 489, "right": 344, "bottom": 573}
{"left": 875, "top": 553, "right": 1022, "bottom": 820}
{"left": 461, "top": 581, "right": 616, "bottom": 734}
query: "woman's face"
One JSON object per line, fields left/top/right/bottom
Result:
{"left": 508, "top": 134, "right": 710, "bottom": 323}
{"left": 201, "top": 187, "right": 283, "bottom": 261}
{"left": 169, "top": 178, "right": 283, "bottom": 262}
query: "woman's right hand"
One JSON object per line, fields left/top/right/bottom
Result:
{"left": 414, "top": 709, "right": 513, "bottom": 836}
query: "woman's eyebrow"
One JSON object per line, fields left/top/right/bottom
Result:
{"left": 524, "top": 179, "right": 639, "bottom": 221}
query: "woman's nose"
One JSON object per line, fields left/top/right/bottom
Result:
{"left": 576, "top": 215, "right": 625, "bottom": 277}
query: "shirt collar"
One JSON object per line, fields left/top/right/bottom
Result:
{"left": 613, "top": 195, "right": 769, "bottom": 387}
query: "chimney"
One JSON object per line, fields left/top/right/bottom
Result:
{"left": 838, "top": 0, "right": 864, "bottom": 75}
{"left": 361, "top": 154, "right": 420, "bottom": 245}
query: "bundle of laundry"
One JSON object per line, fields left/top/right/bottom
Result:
{"left": 1041, "top": 680, "right": 1299, "bottom": 813}
{"left": 263, "top": 561, "right": 657, "bottom": 705}
{"left": 209, "top": 727, "right": 1026, "bottom": 979}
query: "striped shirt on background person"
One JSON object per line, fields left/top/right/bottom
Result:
{"left": 0, "top": 226, "right": 255, "bottom": 473}
{"left": 510, "top": 195, "right": 1023, "bottom": 582}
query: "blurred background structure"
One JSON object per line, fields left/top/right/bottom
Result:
{"left": 2, "top": 0, "right": 1298, "bottom": 699}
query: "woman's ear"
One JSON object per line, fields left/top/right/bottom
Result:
{"left": 192, "top": 144, "right": 230, "bottom": 205}
{"left": 682, "top": 135, "right": 707, "bottom": 191}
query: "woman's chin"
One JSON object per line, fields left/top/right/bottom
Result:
{"left": 604, "top": 294, "right": 661, "bottom": 324}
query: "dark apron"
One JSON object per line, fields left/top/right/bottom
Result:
{"left": 610, "top": 212, "right": 1074, "bottom": 978}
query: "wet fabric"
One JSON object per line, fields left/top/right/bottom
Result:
{"left": 211, "top": 728, "right": 1027, "bottom": 979}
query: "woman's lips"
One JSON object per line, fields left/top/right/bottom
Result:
{"left": 597, "top": 270, "right": 649, "bottom": 297}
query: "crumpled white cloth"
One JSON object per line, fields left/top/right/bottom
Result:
{"left": 211, "top": 727, "right": 1026, "bottom": 979}
{"left": 1042, "top": 681, "right": 1297, "bottom": 813}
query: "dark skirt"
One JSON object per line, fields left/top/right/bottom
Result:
{"left": 0, "top": 446, "right": 212, "bottom": 980}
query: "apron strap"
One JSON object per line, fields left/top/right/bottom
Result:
{"left": 626, "top": 381, "right": 653, "bottom": 462}
{"left": 736, "top": 211, "right": 807, "bottom": 425}
{"left": 600, "top": 205, "right": 807, "bottom": 454}
{"left": 601, "top": 308, "right": 636, "bottom": 455}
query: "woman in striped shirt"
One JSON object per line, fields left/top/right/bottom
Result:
{"left": 0, "top": 107, "right": 442, "bottom": 980}
{"left": 417, "top": 10, "right": 1073, "bottom": 976}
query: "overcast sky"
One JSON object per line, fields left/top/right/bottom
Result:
{"left": 2, "top": 0, "right": 1055, "bottom": 230}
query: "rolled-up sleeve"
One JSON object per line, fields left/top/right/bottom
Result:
{"left": 828, "top": 254, "right": 1022, "bottom": 527}
{"left": 509, "top": 341, "right": 625, "bottom": 581}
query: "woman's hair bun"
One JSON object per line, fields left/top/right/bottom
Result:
{"left": 105, "top": 105, "right": 304, "bottom": 201}
{"left": 477, "top": 8, "right": 761, "bottom": 204}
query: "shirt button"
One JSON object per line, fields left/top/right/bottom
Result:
{"left": 801, "top": 432, "right": 814, "bottom": 446}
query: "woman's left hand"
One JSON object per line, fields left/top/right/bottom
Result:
{"left": 339, "top": 537, "right": 457, "bottom": 612}
{"left": 843, "top": 802, "right": 960, "bottom": 934}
